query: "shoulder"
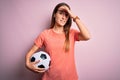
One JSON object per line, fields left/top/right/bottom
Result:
{"left": 36, "top": 29, "right": 51, "bottom": 38}
{"left": 40, "top": 29, "right": 52, "bottom": 35}
{"left": 70, "top": 28, "right": 79, "bottom": 34}
{"left": 42, "top": 29, "right": 51, "bottom": 33}
{"left": 70, "top": 28, "right": 76, "bottom": 32}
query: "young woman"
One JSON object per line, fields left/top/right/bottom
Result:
{"left": 25, "top": 2, "right": 91, "bottom": 80}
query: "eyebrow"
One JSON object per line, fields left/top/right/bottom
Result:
{"left": 58, "top": 9, "right": 68, "bottom": 13}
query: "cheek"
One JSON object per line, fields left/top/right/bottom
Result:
{"left": 55, "top": 17, "right": 59, "bottom": 23}
{"left": 66, "top": 18, "right": 69, "bottom": 21}
{"left": 55, "top": 16, "right": 61, "bottom": 22}
{"left": 55, "top": 14, "right": 61, "bottom": 20}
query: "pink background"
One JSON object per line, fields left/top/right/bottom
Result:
{"left": 0, "top": 0, "right": 120, "bottom": 80}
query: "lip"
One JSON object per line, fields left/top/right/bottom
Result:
{"left": 58, "top": 20, "right": 65, "bottom": 26}
{"left": 60, "top": 20, "right": 66, "bottom": 23}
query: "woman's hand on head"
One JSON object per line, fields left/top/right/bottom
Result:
{"left": 26, "top": 60, "right": 46, "bottom": 73}
{"left": 59, "top": 6, "right": 76, "bottom": 19}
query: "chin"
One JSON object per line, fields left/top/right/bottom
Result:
{"left": 58, "top": 24, "right": 65, "bottom": 27}
{"left": 57, "top": 22, "right": 66, "bottom": 27}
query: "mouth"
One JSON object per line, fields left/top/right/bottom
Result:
{"left": 60, "top": 20, "right": 66, "bottom": 23}
{"left": 60, "top": 20, "right": 66, "bottom": 24}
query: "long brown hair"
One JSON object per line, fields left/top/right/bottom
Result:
{"left": 50, "top": 2, "right": 72, "bottom": 52}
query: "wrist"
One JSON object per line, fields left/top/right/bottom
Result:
{"left": 26, "top": 59, "right": 30, "bottom": 66}
{"left": 73, "top": 16, "right": 80, "bottom": 22}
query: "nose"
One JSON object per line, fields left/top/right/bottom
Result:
{"left": 62, "top": 14, "right": 66, "bottom": 19}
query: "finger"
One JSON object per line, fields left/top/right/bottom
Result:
{"left": 37, "top": 70, "right": 46, "bottom": 73}
{"left": 60, "top": 8, "right": 68, "bottom": 12}
{"left": 35, "top": 70, "right": 45, "bottom": 73}
{"left": 34, "top": 67, "right": 45, "bottom": 72}
{"left": 36, "top": 68, "right": 45, "bottom": 71}
{"left": 33, "top": 60, "right": 40, "bottom": 64}
{"left": 34, "top": 68, "right": 46, "bottom": 73}
{"left": 32, "top": 64, "right": 46, "bottom": 73}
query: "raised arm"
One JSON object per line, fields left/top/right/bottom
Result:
{"left": 60, "top": 6, "right": 91, "bottom": 41}
{"left": 73, "top": 17, "right": 91, "bottom": 40}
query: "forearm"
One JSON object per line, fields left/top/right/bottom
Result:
{"left": 25, "top": 44, "right": 39, "bottom": 65}
{"left": 74, "top": 17, "right": 91, "bottom": 40}
{"left": 54, "top": 7, "right": 91, "bottom": 40}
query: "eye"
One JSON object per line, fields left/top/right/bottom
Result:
{"left": 58, "top": 10, "right": 63, "bottom": 14}
{"left": 57, "top": 10, "right": 69, "bottom": 18}
{"left": 65, "top": 13, "right": 69, "bottom": 17}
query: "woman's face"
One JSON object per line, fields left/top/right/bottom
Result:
{"left": 54, "top": 6, "right": 69, "bottom": 27}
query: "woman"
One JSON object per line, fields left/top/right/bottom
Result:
{"left": 26, "top": 2, "right": 91, "bottom": 80}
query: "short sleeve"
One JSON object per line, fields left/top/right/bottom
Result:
{"left": 34, "top": 32, "right": 44, "bottom": 48}
{"left": 71, "top": 29, "right": 80, "bottom": 41}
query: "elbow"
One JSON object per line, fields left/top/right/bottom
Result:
{"left": 78, "top": 33, "right": 91, "bottom": 41}
{"left": 84, "top": 37, "right": 90, "bottom": 41}
{"left": 84, "top": 35, "right": 91, "bottom": 41}
{"left": 86, "top": 37, "right": 91, "bottom": 40}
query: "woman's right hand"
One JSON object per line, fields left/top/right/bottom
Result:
{"left": 25, "top": 45, "right": 46, "bottom": 73}
{"left": 26, "top": 60, "right": 46, "bottom": 73}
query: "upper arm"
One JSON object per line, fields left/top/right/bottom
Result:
{"left": 77, "top": 33, "right": 90, "bottom": 41}
{"left": 34, "top": 31, "right": 45, "bottom": 48}
{"left": 26, "top": 44, "right": 39, "bottom": 60}
{"left": 73, "top": 29, "right": 90, "bottom": 41}
{"left": 31, "top": 44, "right": 39, "bottom": 53}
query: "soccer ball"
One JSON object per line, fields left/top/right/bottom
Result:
{"left": 30, "top": 51, "right": 51, "bottom": 71}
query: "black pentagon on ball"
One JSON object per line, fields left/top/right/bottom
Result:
{"left": 30, "top": 57, "right": 36, "bottom": 62}
{"left": 38, "top": 64, "right": 45, "bottom": 68}
{"left": 40, "top": 54, "right": 47, "bottom": 60}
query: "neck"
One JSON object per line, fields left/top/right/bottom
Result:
{"left": 53, "top": 24, "right": 64, "bottom": 33}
